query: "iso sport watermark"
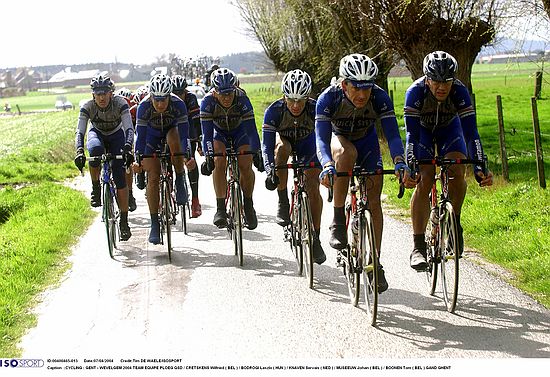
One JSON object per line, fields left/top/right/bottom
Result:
{"left": 1, "top": 359, "right": 45, "bottom": 368}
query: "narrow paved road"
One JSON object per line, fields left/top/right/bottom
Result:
{"left": 20, "top": 164, "right": 550, "bottom": 370}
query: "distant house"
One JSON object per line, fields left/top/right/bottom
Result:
{"left": 46, "top": 68, "right": 107, "bottom": 87}
{"left": 478, "top": 52, "right": 544, "bottom": 64}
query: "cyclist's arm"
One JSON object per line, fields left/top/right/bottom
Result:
{"left": 177, "top": 116, "right": 190, "bottom": 156}
{"left": 200, "top": 98, "right": 214, "bottom": 155}
{"left": 262, "top": 124, "right": 276, "bottom": 174}
{"left": 135, "top": 105, "right": 148, "bottom": 155}
{"left": 75, "top": 107, "right": 90, "bottom": 150}
{"left": 454, "top": 88, "right": 485, "bottom": 166}
{"left": 375, "top": 91, "right": 405, "bottom": 162}
{"left": 120, "top": 108, "right": 134, "bottom": 146}
{"left": 315, "top": 119, "right": 333, "bottom": 167}
{"left": 403, "top": 86, "right": 422, "bottom": 165}
{"left": 243, "top": 118, "right": 260, "bottom": 152}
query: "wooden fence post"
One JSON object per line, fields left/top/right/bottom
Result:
{"left": 531, "top": 96, "right": 546, "bottom": 189}
{"left": 496, "top": 95, "right": 510, "bottom": 182}
{"left": 534, "top": 71, "right": 543, "bottom": 99}
{"left": 390, "top": 89, "right": 394, "bottom": 104}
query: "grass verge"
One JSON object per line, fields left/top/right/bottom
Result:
{"left": 0, "top": 183, "right": 95, "bottom": 357}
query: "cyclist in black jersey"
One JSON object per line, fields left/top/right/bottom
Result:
{"left": 74, "top": 75, "right": 134, "bottom": 241}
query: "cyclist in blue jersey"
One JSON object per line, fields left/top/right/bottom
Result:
{"left": 132, "top": 74, "right": 195, "bottom": 244}
{"left": 405, "top": 51, "right": 493, "bottom": 271}
{"left": 262, "top": 69, "right": 326, "bottom": 264}
{"left": 316, "top": 54, "right": 411, "bottom": 292}
{"left": 172, "top": 74, "right": 203, "bottom": 218}
{"left": 200, "top": 68, "right": 263, "bottom": 230}
{"left": 74, "top": 75, "right": 134, "bottom": 241}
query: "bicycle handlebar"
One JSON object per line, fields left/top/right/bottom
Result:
{"left": 138, "top": 151, "right": 189, "bottom": 159}
{"left": 409, "top": 155, "right": 488, "bottom": 181}
{"left": 86, "top": 154, "right": 124, "bottom": 162}
{"left": 327, "top": 168, "right": 404, "bottom": 202}
{"left": 211, "top": 150, "right": 257, "bottom": 157}
{"left": 274, "top": 161, "right": 321, "bottom": 170}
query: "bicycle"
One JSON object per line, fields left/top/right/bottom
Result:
{"left": 411, "top": 155, "right": 487, "bottom": 313}
{"left": 275, "top": 154, "right": 320, "bottom": 289}
{"left": 85, "top": 153, "right": 124, "bottom": 259}
{"left": 212, "top": 139, "right": 257, "bottom": 266}
{"left": 328, "top": 168, "right": 404, "bottom": 325}
{"left": 140, "top": 140, "right": 188, "bottom": 262}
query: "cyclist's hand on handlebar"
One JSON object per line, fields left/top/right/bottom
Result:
{"left": 74, "top": 148, "right": 86, "bottom": 172}
{"left": 186, "top": 157, "right": 197, "bottom": 170}
{"left": 201, "top": 156, "right": 215, "bottom": 176}
{"left": 265, "top": 172, "right": 279, "bottom": 191}
{"left": 395, "top": 161, "right": 416, "bottom": 188}
{"left": 132, "top": 162, "right": 143, "bottom": 174}
{"left": 253, "top": 151, "right": 265, "bottom": 172}
{"left": 475, "top": 168, "right": 494, "bottom": 187}
{"left": 122, "top": 143, "right": 134, "bottom": 169}
{"left": 319, "top": 164, "right": 336, "bottom": 188}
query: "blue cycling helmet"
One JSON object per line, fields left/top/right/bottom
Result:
{"left": 211, "top": 68, "right": 237, "bottom": 93}
{"left": 90, "top": 75, "right": 114, "bottom": 94}
{"left": 171, "top": 75, "right": 188, "bottom": 93}
{"left": 423, "top": 51, "right": 458, "bottom": 82}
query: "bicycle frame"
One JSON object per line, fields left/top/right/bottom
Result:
{"left": 212, "top": 139, "right": 256, "bottom": 266}
{"left": 276, "top": 154, "right": 320, "bottom": 288}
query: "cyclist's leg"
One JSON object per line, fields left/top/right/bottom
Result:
{"left": 329, "top": 134, "right": 357, "bottom": 249}
{"left": 86, "top": 128, "right": 104, "bottom": 207}
{"left": 212, "top": 138, "right": 229, "bottom": 227}
{"left": 410, "top": 128, "right": 436, "bottom": 270}
{"left": 188, "top": 138, "right": 202, "bottom": 217}
{"left": 234, "top": 127, "right": 257, "bottom": 230}
{"left": 166, "top": 127, "right": 188, "bottom": 204}
{"left": 274, "top": 135, "right": 291, "bottom": 225}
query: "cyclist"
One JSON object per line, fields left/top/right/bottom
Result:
{"left": 316, "top": 54, "right": 410, "bottom": 292}
{"left": 133, "top": 74, "right": 195, "bottom": 244}
{"left": 262, "top": 69, "right": 326, "bottom": 265}
{"left": 172, "top": 74, "right": 203, "bottom": 218}
{"left": 405, "top": 51, "right": 493, "bottom": 271}
{"left": 200, "top": 68, "right": 262, "bottom": 230}
{"left": 74, "top": 75, "right": 134, "bottom": 241}
{"left": 204, "top": 63, "right": 219, "bottom": 90}
{"left": 115, "top": 87, "right": 138, "bottom": 212}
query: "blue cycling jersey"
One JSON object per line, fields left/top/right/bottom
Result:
{"left": 134, "top": 93, "right": 189, "bottom": 155}
{"left": 262, "top": 98, "right": 316, "bottom": 170}
{"left": 315, "top": 83, "right": 405, "bottom": 167}
{"left": 200, "top": 88, "right": 259, "bottom": 154}
{"left": 404, "top": 77, "right": 484, "bottom": 167}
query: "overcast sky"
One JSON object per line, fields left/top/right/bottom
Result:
{"left": 2, "top": 0, "right": 263, "bottom": 69}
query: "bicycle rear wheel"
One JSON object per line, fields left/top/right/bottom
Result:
{"left": 290, "top": 192, "right": 303, "bottom": 275}
{"left": 299, "top": 192, "right": 314, "bottom": 289}
{"left": 440, "top": 201, "right": 459, "bottom": 312}
{"left": 102, "top": 183, "right": 115, "bottom": 259}
{"left": 162, "top": 180, "right": 173, "bottom": 262}
{"left": 361, "top": 210, "right": 378, "bottom": 325}
{"left": 231, "top": 181, "right": 244, "bottom": 266}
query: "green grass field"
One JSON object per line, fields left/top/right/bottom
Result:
{"left": 0, "top": 62, "right": 549, "bottom": 356}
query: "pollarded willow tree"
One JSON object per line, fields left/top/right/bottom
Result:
{"left": 234, "top": 0, "right": 396, "bottom": 94}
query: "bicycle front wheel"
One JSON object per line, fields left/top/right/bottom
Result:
{"left": 440, "top": 201, "right": 459, "bottom": 313}
{"left": 425, "top": 207, "right": 439, "bottom": 296}
{"left": 231, "top": 181, "right": 244, "bottom": 266}
{"left": 102, "top": 182, "right": 115, "bottom": 259}
{"left": 361, "top": 210, "right": 378, "bottom": 325}
{"left": 344, "top": 209, "right": 360, "bottom": 306}
{"left": 299, "top": 192, "right": 314, "bottom": 289}
{"left": 180, "top": 203, "right": 188, "bottom": 234}
{"left": 162, "top": 180, "right": 172, "bottom": 262}
{"left": 290, "top": 192, "right": 303, "bottom": 275}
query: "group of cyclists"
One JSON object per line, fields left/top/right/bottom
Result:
{"left": 74, "top": 51, "right": 493, "bottom": 292}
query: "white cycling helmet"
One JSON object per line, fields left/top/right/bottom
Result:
{"left": 281, "top": 69, "right": 312, "bottom": 100}
{"left": 149, "top": 74, "right": 172, "bottom": 99}
{"left": 115, "top": 87, "right": 133, "bottom": 99}
{"left": 339, "top": 53, "right": 378, "bottom": 84}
